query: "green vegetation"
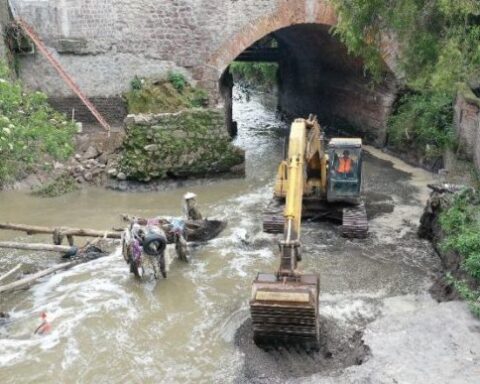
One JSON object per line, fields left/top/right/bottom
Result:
{"left": 229, "top": 62, "right": 278, "bottom": 91}
{"left": 440, "top": 188, "right": 480, "bottom": 316}
{"left": 32, "top": 174, "right": 79, "bottom": 197}
{"left": 330, "top": 0, "right": 480, "bottom": 157}
{"left": 387, "top": 92, "right": 455, "bottom": 158}
{"left": 125, "top": 72, "right": 209, "bottom": 114}
{"left": 0, "top": 62, "right": 76, "bottom": 187}
{"left": 168, "top": 72, "right": 187, "bottom": 93}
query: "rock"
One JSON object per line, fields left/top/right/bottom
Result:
{"left": 116, "top": 172, "right": 127, "bottom": 180}
{"left": 83, "top": 145, "right": 99, "bottom": 160}
{"left": 53, "top": 162, "right": 64, "bottom": 170}
{"left": 118, "top": 181, "right": 128, "bottom": 191}
{"left": 83, "top": 171, "right": 93, "bottom": 181}
{"left": 97, "top": 153, "right": 108, "bottom": 165}
{"left": 107, "top": 168, "right": 118, "bottom": 177}
{"left": 172, "top": 130, "right": 187, "bottom": 139}
{"left": 144, "top": 144, "right": 159, "bottom": 152}
{"left": 74, "top": 154, "right": 82, "bottom": 161}
{"left": 74, "top": 165, "right": 85, "bottom": 173}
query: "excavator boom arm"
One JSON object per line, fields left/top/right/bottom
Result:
{"left": 283, "top": 120, "right": 307, "bottom": 243}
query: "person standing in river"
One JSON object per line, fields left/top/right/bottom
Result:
{"left": 184, "top": 192, "right": 203, "bottom": 220}
{"left": 34, "top": 312, "right": 51, "bottom": 335}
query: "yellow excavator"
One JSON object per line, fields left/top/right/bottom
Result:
{"left": 263, "top": 115, "right": 367, "bottom": 238}
{"left": 250, "top": 116, "right": 366, "bottom": 348}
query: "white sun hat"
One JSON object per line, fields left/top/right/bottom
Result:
{"left": 184, "top": 192, "right": 197, "bottom": 200}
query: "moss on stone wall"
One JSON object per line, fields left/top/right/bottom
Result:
{"left": 125, "top": 73, "right": 209, "bottom": 114}
{"left": 118, "top": 109, "right": 244, "bottom": 181}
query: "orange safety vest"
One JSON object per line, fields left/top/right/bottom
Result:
{"left": 337, "top": 158, "right": 352, "bottom": 174}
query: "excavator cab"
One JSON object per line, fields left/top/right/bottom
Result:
{"left": 327, "top": 138, "right": 363, "bottom": 204}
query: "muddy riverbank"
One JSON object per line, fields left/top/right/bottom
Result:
{"left": 0, "top": 92, "right": 479, "bottom": 383}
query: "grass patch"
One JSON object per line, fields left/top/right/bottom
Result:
{"left": 32, "top": 174, "right": 79, "bottom": 197}
{"left": 125, "top": 72, "right": 209, "bottom": 114}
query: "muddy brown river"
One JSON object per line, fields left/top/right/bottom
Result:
{"left": 0, "top": 92, "right": 479, "bottom": 383}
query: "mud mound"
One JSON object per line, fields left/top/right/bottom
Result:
{"left": 235, "top": 317, "right": 370, "bottom": 383}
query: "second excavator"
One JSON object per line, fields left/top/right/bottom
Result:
{"left": 250, "top": 116, "right": 367, "bottom": 349}
{"left": 263, "top": 115, "right": 368, "bottom": 238}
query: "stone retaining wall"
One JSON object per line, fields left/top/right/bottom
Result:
{"left": 454, "top": 84, "right": 480, "bottom": 171}
{"left": 118, "top": 108, "right": 245, "bottom": 181}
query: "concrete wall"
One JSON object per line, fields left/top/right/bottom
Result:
{"left": 454, "top": 85, "right": 480, "bottom": 171}
{"left": 13, "top": 0, "right": 400, "bottom": 140}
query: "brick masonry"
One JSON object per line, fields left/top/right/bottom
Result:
{"left": 12, "top": 0, "right": 401, "bottom": 140}
{"left": 48, "top": 96, "right": 127, "bottom": 125}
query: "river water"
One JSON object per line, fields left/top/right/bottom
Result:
{"left": 0, "top": 92, "right": 479, "bottom": 383}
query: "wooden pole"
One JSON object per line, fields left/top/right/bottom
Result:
{"left": 0, "top": 263, "right": 22, "bottom": 283}
{"left": 0, "top": 222, "right": 121, "bottom": 239}
{"left": 0, "top": 242, "right": 75, "bottom": 253}
{"left": 0, "top": 260, "right": 80, "bottom": 293}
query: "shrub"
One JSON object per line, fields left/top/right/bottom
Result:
{"left": 229, "top": 62, "right": 278, "bottom": 91}
{"left": 32, "top": 173, "right": 79, "bottom": 197}
{"left": 168, "top": 71, "right": 187, "bottom": 93}
{"left": 130, "top": 75, "right": 143, "bottom": 91}
{"left": 440, "top": 189, "right": 480, "bottom": 282}
{"left": 387, "top": 92, "right": 455, "bottom": 158}
{"left": 189, "top": 88, "right": 209, "bottom": 108}
{"left": 0, "top": 62, "right": 76, "bottom": 186}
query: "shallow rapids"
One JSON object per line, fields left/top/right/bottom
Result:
{"left": 0, "top": 91, "right": 479, "bottom": 384}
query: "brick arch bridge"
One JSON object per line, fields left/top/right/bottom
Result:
{"left": 12, "top": 0, "right": 399, "bottom": 143}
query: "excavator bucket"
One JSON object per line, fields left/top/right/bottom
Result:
{"left": 250, "top": 273, "right": 320, "bottom": 349}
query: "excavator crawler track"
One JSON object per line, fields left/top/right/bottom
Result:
{"left": 341, "top": 203, "right": 368, "bottom": 238}
{"left": 250, "top": 273, "right": 320, "bottom": 350}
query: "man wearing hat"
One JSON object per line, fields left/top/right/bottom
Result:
{"left": 184, "top": 192, "right": 203, "bottom": 220}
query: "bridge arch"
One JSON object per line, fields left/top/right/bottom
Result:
{"left": 204, "top": 2, "right": 399, "bottom": 145}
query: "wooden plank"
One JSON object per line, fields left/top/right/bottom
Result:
{"left": 0, "top": 242, "right": 74, "bottom": 253}
{"left": 0, "top": 260, "right": 79, "bottom": 293}
{"left": 0, "top": 222, "right": 121, "bottom": 239}
{"left": 0, "top": 263, "right": 22, "bottom": 283}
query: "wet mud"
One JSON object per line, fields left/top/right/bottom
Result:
{"left": 235, "top": 317, "right": 370, "bottom": 384}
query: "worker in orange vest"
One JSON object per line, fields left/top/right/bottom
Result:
{"left": 336, "top": 150, "right": 354, "bottom": 176}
